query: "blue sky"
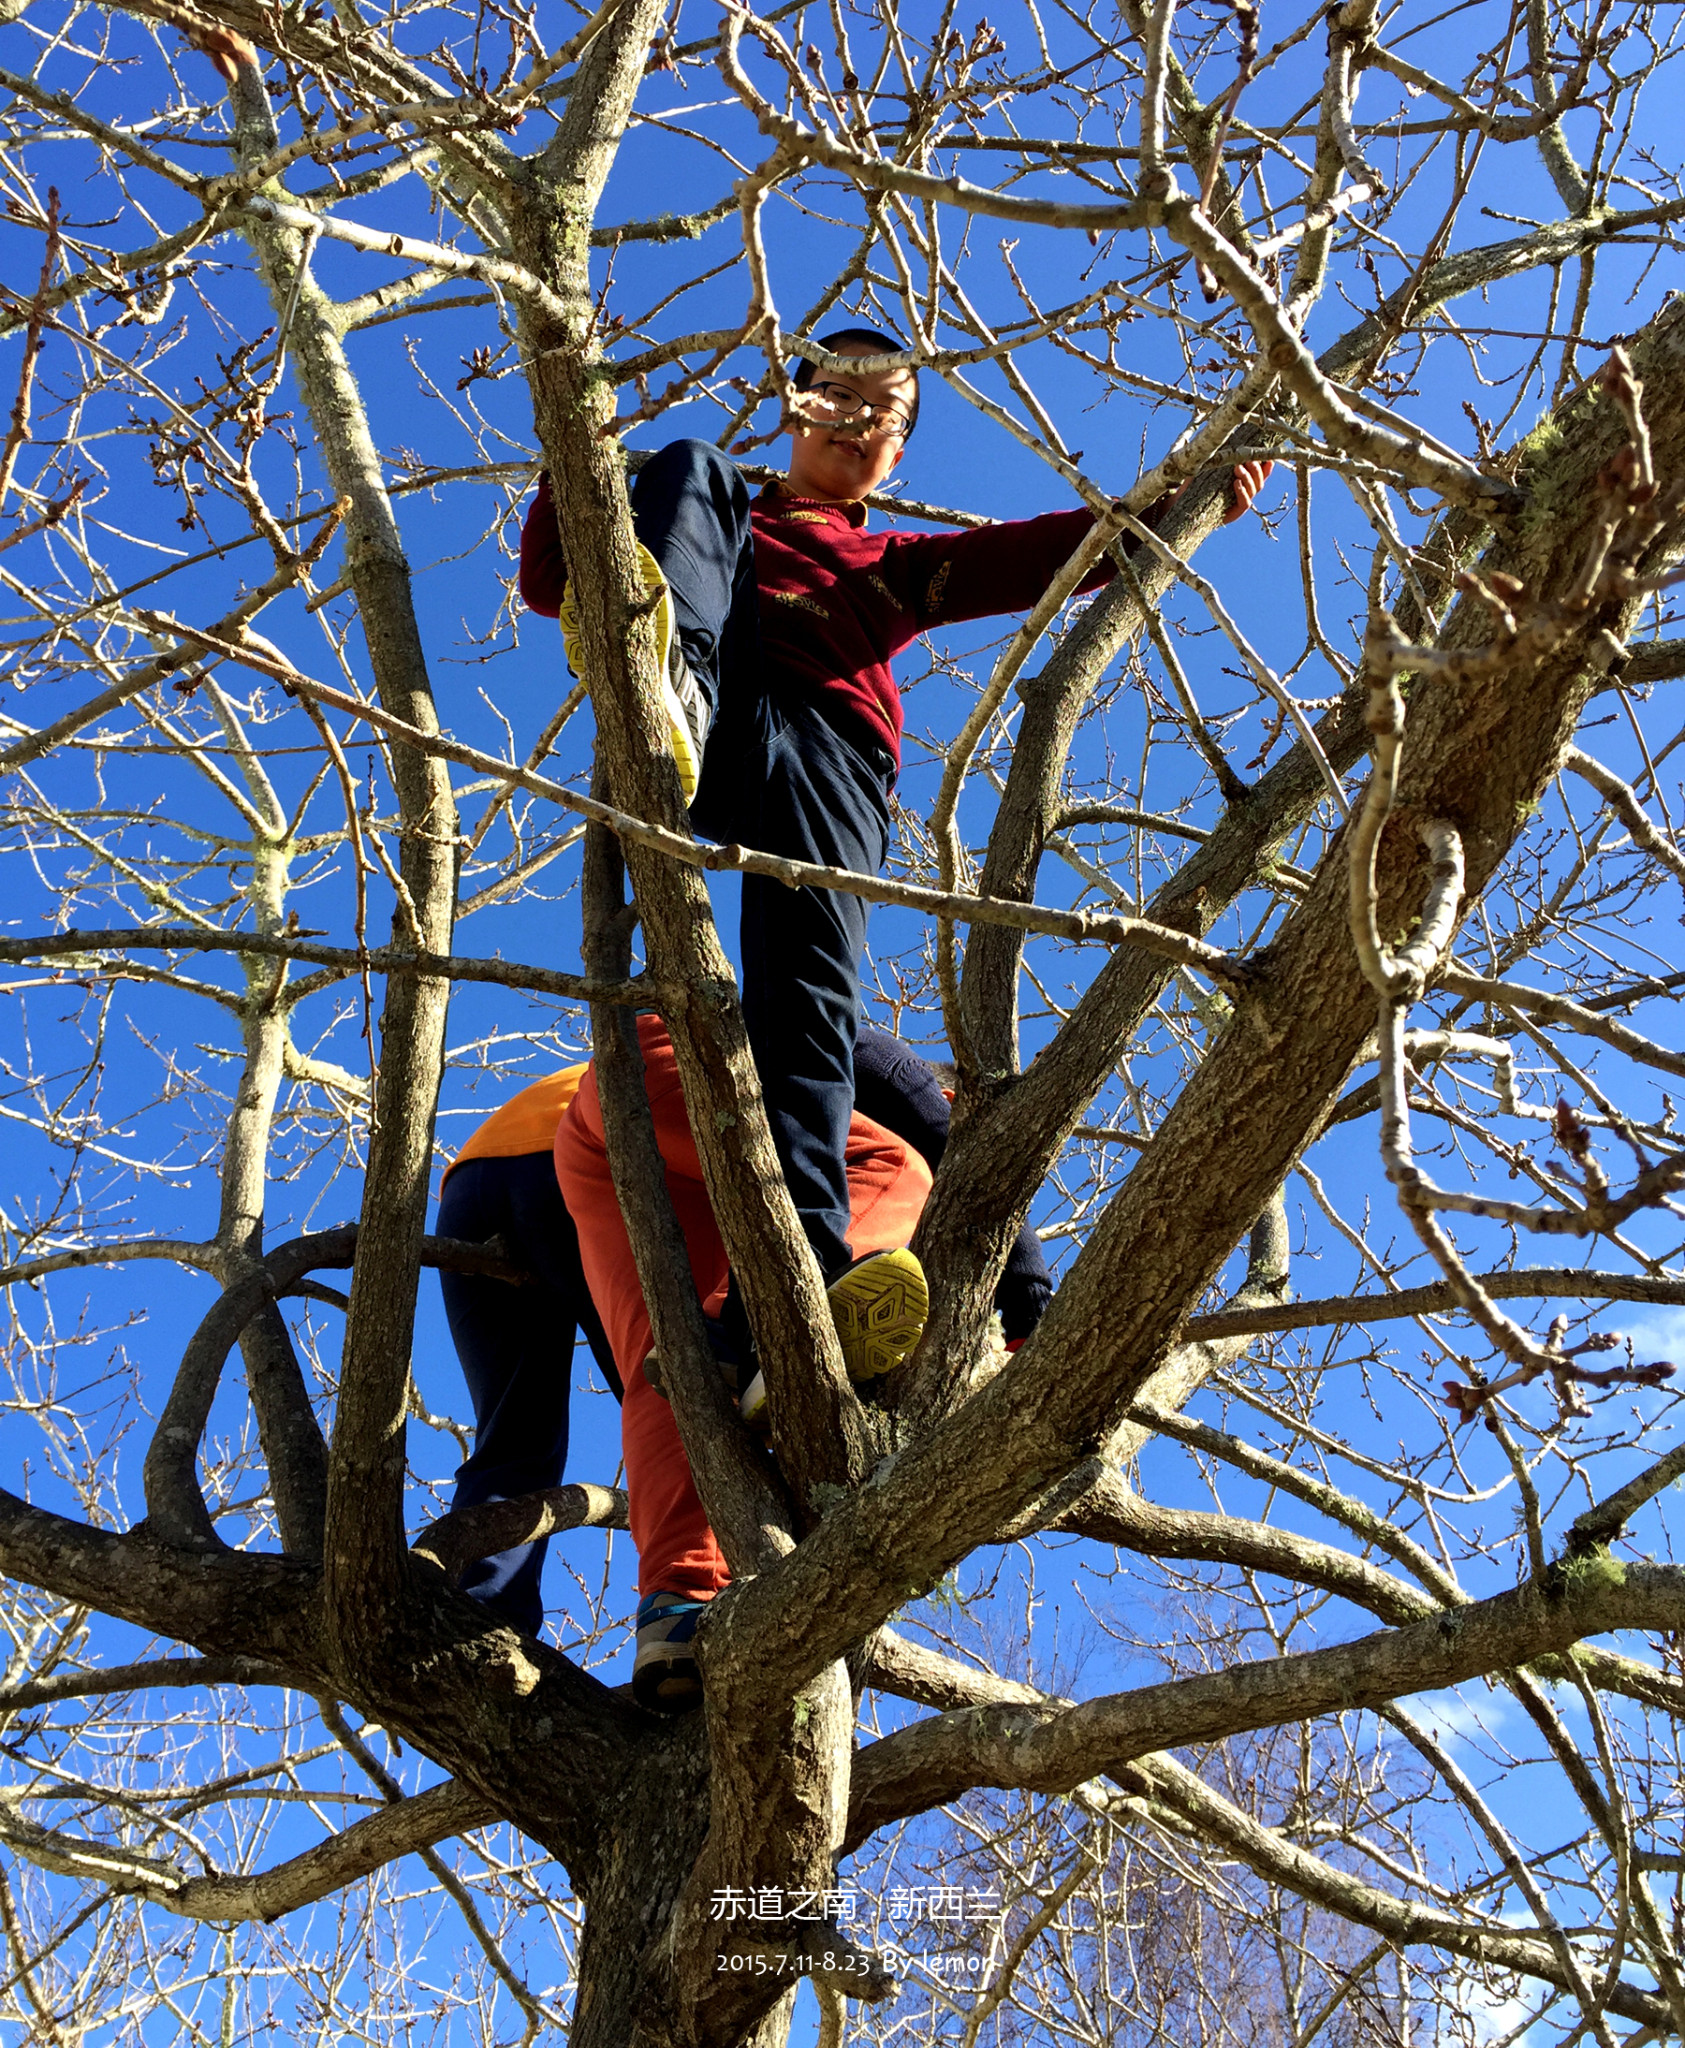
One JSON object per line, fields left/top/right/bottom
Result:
{"left": 4, "top": 0, "right": 1685, "bottom": 2038}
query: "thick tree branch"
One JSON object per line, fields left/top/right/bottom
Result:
{"left": 863, "top": 1622, "right": 1671, "bottom": 2030}
{"left": 0, "top": 1655, "right": 289, "bottom": 1710}
{"left": 581, "top": 821, "right": 794, "bottom": 1581}
{"left": 412, "top": 1483, "right": 629, "bottom": 1585}
{"left": 847, "top": 1561, "right": 1685, "bottom": 1846}
{"left": 1318, "top": 200, "right": 1685, "bottom": 380}
{"left": 706, "top": 300, "right": 1685, "bottom": 1712}
{"left": 212, "top": 47, "right": 461, "bottom": 1653}
{"left": 1125, "top": 1750, "right": 1667, "bottom": 2033}
{"left": 0, "top": 1489, "right": 321, "bottom": 1665}
{"left": 0, "top": 1774, "right": 497, "bottom": 1923}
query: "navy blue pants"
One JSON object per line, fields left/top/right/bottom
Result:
{"left": 437, "top": 1154, "right": 620, "bottom": 1637}
{"left": 633, "top": 440, "right": 892, "bottom": 1280}
{"left": 853, "top": 1023, "right": 1052, "bottom": 1342}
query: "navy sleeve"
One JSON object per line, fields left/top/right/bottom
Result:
{"left": 997, "top": 1238, "right": 1053, "bottom": 1344}
{"left": 853, "top": 1022, "right": 1052, "bottom": 1342}
{"left": 853, "top": 1022, "right": 952, "bottom": 1167}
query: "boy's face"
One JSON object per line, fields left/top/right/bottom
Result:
{"left": 785, "top": 347, "right": 916, "bottom": 503}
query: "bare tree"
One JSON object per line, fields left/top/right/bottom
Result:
{"left": 4, "top": 0, "right": 1685, "bottom": 2040}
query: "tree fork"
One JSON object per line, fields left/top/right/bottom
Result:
{"left": 697, "top": 301, "right": 1685, "bottom": 1717}
{"left": 907, "top": 483, "right": 1497, "bottom": 1423}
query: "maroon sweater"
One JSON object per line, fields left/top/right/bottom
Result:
{"left": 519, "top": 473, "right": 1116, "bottom": 768}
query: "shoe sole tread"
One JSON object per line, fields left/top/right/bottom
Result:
{"left": 828, "top": 1250, "right": 929, "bottom": 1381}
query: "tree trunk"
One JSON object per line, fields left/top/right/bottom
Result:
{"left": 573, "top": 1724, "right": 715, "bottom": 2048}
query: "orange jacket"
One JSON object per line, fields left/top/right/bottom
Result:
{"left": 444, "top": 1066, "right": 587, "bottom": 1179}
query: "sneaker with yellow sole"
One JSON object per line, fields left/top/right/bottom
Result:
{"left": 556, "top": 540, "right": 708, "bottom": 803}
{"left": 827, "top": 1248, "right": 929, "bottom": 1382}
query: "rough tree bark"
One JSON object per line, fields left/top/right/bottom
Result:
{"left": 7, "top": 9, "right": 1685, "bottom": 2041}
{"left": 3, "top": 295, "right": 1679, "bottom": 2048}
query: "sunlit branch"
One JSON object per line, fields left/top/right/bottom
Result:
{"left": 278, "top": 674, "right": 1249, "bottom": 985}
{"left": 0, "top": 1774, "right": 497, "bottom": 1923}
{"left": 238, "top": 195, "right": 570, "bottom": 324}
{"left": 718, "top": 14, "right": 1160, "bottom": 234}
{"left": 1185, "top": 1265, "right": 1685, "bottom": 1342}
{"left": 1563, "top": 742, "right": 1685, "bottom": 896}
{"left": 0, "top": 927, "right": 651, "bottom": 1007}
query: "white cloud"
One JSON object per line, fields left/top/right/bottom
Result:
{"left": 1597, "top": 1306, "right": 1685, "bottom": 1364}
{"left": 1409, "top": 1686, "right": 1508, "bottom": 1748}
{"left": 1449, "top": 1973, "right": 1540, "bottom": 2046}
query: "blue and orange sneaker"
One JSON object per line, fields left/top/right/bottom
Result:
{"left": 632, "top": 1591, "right": 706, "bottom": 1714}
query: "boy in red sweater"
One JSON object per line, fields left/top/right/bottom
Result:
{"left": 521, "top": 332, "right": 1266, "bottom": 1379}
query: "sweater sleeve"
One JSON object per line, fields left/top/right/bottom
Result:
{"left": 852, "top": 1021, "right": 1053, "bottom": 1342}
{"left": 878, "top": 507, "right": 1118, "bottom": 629}
{"left": 519, "top": 473, "right": 567, "bottom": 618}
{"left": 852, "top": 1023, "right": 952, "bottom": 1169}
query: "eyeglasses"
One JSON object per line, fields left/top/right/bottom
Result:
{"left": 803, "top": 380, "right": 913, "bottom": 437}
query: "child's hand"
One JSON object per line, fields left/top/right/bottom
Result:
{"left": 194, "top": 25, "right": 258, "bottom": 82}
{"left": 1224, "top": 459, "right": 1274, "bottom": 524}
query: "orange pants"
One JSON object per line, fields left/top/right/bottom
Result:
{"left": 555, "top": 1014, "right": 931, "bottom": 1601}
